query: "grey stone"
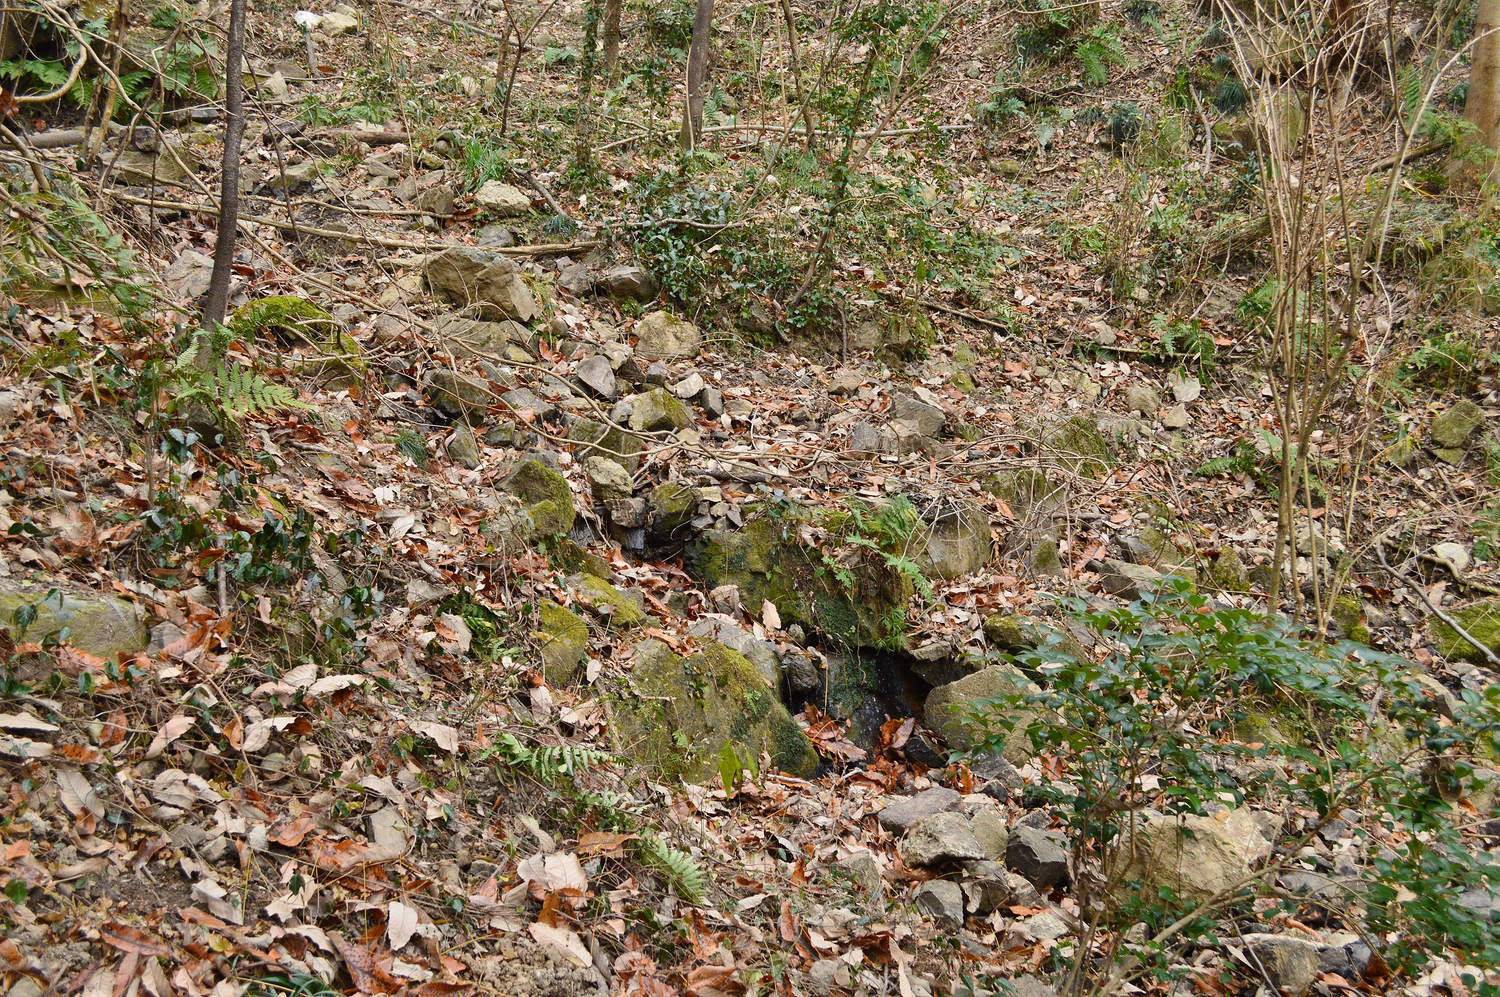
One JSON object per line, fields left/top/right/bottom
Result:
{"left": 889, "top": 392, "right": 945, "bottom": 437}
{"left": 644, "top": 361, "right": 670, "bottom": 386}
{"left": 688, "top": 615, "right": 780, "bottom": 687}
{"left": 416, "top": 183, "right": 455, "bottom": 216}
{"left": 876, "top": 787, "right": 962, "bottom": 834}
{"left": 969, "top": 808, "right": 1009, "bottom": 862}
{"left": 431, "top": 313, "right": 533, "bottom": 358}
{"left": 1091, "top": 558, "right": 1166, "bottom": 600}
{"left": 962, "top": 865, "right": 1013, "bottom": 915}
{"left": 556, "top": 262, "right": 593, "bottom": 294}
{"left": 671, "top": 372, "right": 705, "bottom": 400}
{"left": 1317, "top": 936, "right": 1373, "bottom": 978}
{"left": 448, "top": 422, "right": 481, "bottom": 468}
{"left": 924, "top": 665, "right": 1038, "bottom": 760}
{"left": 914, "top": 879, "right": 965, "bottom": 930}
{"left": 585, "top": 456, "right": 633, "bottom": 500}
{"left": 423, "top": 247, "right": 540, "bottom": 322}
{"left": 700, "top": 386, "right": 725, "bottom": 418}
{"left": 1239, "top": 934, "right": 1322, "bottom": 996}
{"left": 784, "top": 651, "right": 821, "bottom": 692}
{"left": 1025, "top": 912, "right": 1070, "bottom": 941}
{"left": 477, "top": 224, "right": 516, "bottom": 248}
{"left": 1006, "top": 826, "right": 1069, "bottom": 890}
{"left": 1162, "top": 403, "right": 1190, "bottom": 429}
{"left": 634, "top": 311, "right": 702, "bottom": 362}
{"left": 843, "top": 849, "right": 882, "bottom": 892}
{"left": 474, "top": 180, "right": 532, "bottom": 216}
{"left": 575, "top": 355, "right": 617, "bottom": 399}
{"left": 500, "top": 386, "right": 555, "bottom": 421}
{"left": 629, "top": 388, "right": 694, "bottom": 433}
{"left": 808, "top": 959, "right": 849, "bottom": 997}
{"left": 1115, "top": 810, "right": 1272, "bottom": 904}
{"left": 597, "top": 265, "right": 658, "bottom": 302}
{"left": 605, "top": 497, "right": 649, "bottom": 528}
{"left": 422, "top": 370, "right": 491, "bottom": 422}
{"left": 848, "top": 421, "right": 880, "bottom": 456}
{"left": 1010, "top": 976, "right": 1061, "bottom": 997}
{"left": 1432, "top": 400, "right": 1485, "bottom": 449}
{"left": 915, "top": 499, "right": 991, "bottom": 581}
{"left": 165, "top": 249, "right": 215, "bottom": 298}
{"left": 1168, "top": 371, "right": 1201, "bottom": 403}
{"left": 1125, "top": 384, "right": 1161, "bottom": 416}
{"left": 900, "top": 812, "right": 986, "bottom": 867}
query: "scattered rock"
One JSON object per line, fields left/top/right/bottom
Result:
{"left": 847, "top": 421, "right": 880, "bottom": 456}
{"left": 1126, "top": 384, "right": 1162, "bottom": 416}
{"left": 915, "top": 498, "right": 992, "bottom": 580}
{"left": 574, "top": 355, "right": 617, "bottom": 399}
{"left": 164, "top": 249, "right": 215, "bottom": 298}
{"left": 808, "top": 958, "right": 850, "bottom": 997}
{"left": 634, "top": 311, "right": 703, "bottom": 362}
{"left": 447, "top": 423, "right": 481, "bottom": 469}
{"left": 474, "top": 180, "right": 532, "bottom": 216}
{"left": 924, "top": 665, "right": 1037, "bottom": 760}
{"left": 534, "top": 601, "right": 589, "bottom": 685}
{"left": 423, "top": 369, "right": 492, "bottom": 422}
{"left": 1431, "top": 399, "right": 1485, "bottom": 449}
{"left": 1090, "top": 558, "right": 1167, "bottom": 600}
{"left": 1432, "top": 541, "right": 1472, "bottom": 575}
{"left": 499, "top": 456, "right": 575, "bottom": 537}
{"left": 672, "top": 372, "right": 705, "bottom": 400}
{"left": 876, "top": 787, "right": 962, "bottom": 834}
{"left": 1006, "top": 826, "right": 1069, "bottom": 890}
{"left": 0, "top": 589, "right": 146, "bottom": 657}
{"left": 1162, "top": 403, "right": 1190, "bottom": 429}
{"left": 900, "top": 812, "right": 986, "bottom": 867}
{"left": 477, "top": 224, "right": 516, "bottom": 248}
{"left": 423, "top": 248, "right": 541, "bottom": 322}
{"left": 889, "top": 392, "right": 945, "bottom": 437}
{"left": 597, "top": 265, "right": 658, "bottom": 302}
{"left": 320, "top": 5, "right": 360, "bottom": 34}
{"left": 700, "top": 386, "right": 725, "bottom": 418}
{"left": 585, "top": 456, "right": 633, "bottom": 500}
{"left": 969, "top": 808, "right": 1009, "bottom": 862}
{"left": 914, "top": 879, "right": 965, "bottom": 930}
{"left": 1238, "top": 933, "right": 1322, "bottom": 996}
{"left": 1116, "top": 809, "right": 1272, "bottom": 904}
{"left": 1168, "top": 371, "right": 1201, "bottom": 403}
{"left": 629, "top": 387, "right": 695, "bottom": 434}
{"left": 843, "top": 848, "right": 883, "bottom": 892}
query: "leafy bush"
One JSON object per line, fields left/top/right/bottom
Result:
{"left": 959, "top": 585, "right": 1500, "bottom": 991}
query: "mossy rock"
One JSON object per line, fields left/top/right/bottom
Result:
{"left": 233, "top": 296, "right": 334, "bottom": 343}
{"left": 1037, "top": 416, "right": 1111, "bottom": 478}
{"left": 549, "top": 539, "right": 611, "bottom": 580}
{"left": 982, "top": 469, "right": 1058, "bottom": 515}
{"left": 569, "top": 575, "right": 647, "bottom": 628}
{"left": 688, "top": 504, "right": 913, "bottom": 649}
{"left": 534, "top": 601, "right": 590, "bottom": 685}
{"left": 569, "top": 418, "right": 643, "bottom": 474}
{"left": 1433, "top": 599, "right": 1500, "bottom": 665}
{"left": 649, "top": 482, "right": 698, "bottom": 538}
{"left": 611, "top": 638, "right": 819, "bottom": 781}
{"left": 846, "top": 307, "right": 937, "bottom": 362}
{"left": 499, "top": 457, "right": 574, "bottom": 538}
{"left": 1207, "top": 546, "right": 1251, "bottom": 593}
{"left": 1331, "top": 594, "right": 1370, "bottom": 645}
{"left": 295, "top": 331, "right": 367, "bottom": 389}
{"left": 0, "top": 588, "right": 146, "bottom": 658}
{"left": 629, "top": 388, "right": 695, "bottom": 434}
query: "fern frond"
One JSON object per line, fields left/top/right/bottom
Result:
{"left": 395, "top": 430, "right": 430, "bottom": 469}
{"left": 214, "top": 364, "right": 305, "bottom": 418}
{"left": 636, "top": 832, "right": 707, "bottom": 905}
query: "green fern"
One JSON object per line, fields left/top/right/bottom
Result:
{"left": 212, "top": 364, "right": 304, "bottom": 418}
{"left": 635, "top": 831, "right": 706, "bottom": 905}
{"left": 394, "top": 430, "right": 430, "bottom": 469}
{"left": 487, "top": 732, "right": 613, "bottom": 783}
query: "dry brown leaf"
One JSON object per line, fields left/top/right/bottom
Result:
{"left": 329, "top": 930, "right": 400, "bottom": 994}
{"left": 55, "top": 768, "right": 104, "bottom": 818}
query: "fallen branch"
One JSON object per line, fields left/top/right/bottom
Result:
{"left": 104, "top": 190, "right": 597, "bottom": 255}
{"left": 916, "top": 297, "right": 1017, "bottom": 333}
{"left": 309, "top": 128, "right": 413, "bottom": 146}
{"left": 1365, "top": 139, "right": 1450, "bottom": 175}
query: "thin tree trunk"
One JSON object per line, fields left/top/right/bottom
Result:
{"left": 203, "top": 0, "right": 248, "bottom": 328}
{"left": 777, "top": 0, "right": 816, "bottom": 147}
{"left": 1467, "top": 0, "right": 1500, "bottom": 169}
{"left": 601, "top": 0, "right": 622, "bottom": 79}
{"left": 678, "top": 0, "right": 714, "bottom": 148}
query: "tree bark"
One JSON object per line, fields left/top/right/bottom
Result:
{"left": 1467, "top": 0, "right": 1500, "bottom": 168}
{"left": 678, "top": 0, "right": 714, "bottom": 148}
{"left": 202, "top": 0, "right": 248, "bottom": 328}
{"left": 601, "top": 0, "right": 622, "bottom": 80}
{"left": 777, "top": 0, "right": 816, "bottom": 146}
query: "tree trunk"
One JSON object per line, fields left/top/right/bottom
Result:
{"left": 678, "top": 0, "right": 714, "bottom": 149}
{"left": 601, "top": 0, "right": 622, "bottom": 80}
{"left": 202, "top": 0, "right": 247, "bottom": 329}
{"left": 1467, "top": 0, "right": 1500, "bottom": 167}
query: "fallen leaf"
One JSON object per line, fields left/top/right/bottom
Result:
{"left": 528, "top": 922, "right": 591, "bottom": 968}
{"left": 145, "top": 714, "right": 196, "bottom": 759}
{"left": 330, "top": 930, "right": 400, "bottom": 994}
{"left": 102, "top": 923, "right": 170, "bottom": 956}
{"left": 387, "top": 900, "right": 419, "bottom": 951}
{"left": 56, "top": 768, "right": 105, "bottom": 818}
{"left": 411, "top": 721, "right": 460, "bottom": 754}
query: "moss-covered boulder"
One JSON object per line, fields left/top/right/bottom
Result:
{"left": 569, "top": 574, "right": 647, "bottom": 628}
{"left": 629, "top": 388, "right": 694, "bottom": 434}
{"left": 423, "top": 369, "right": 492, "bottom": 423}
{"left": 648, "top": 482, "right": 698, "bottom": 539}
{"left": 233, "top": 296, "right": 334, "bottom": 343}
{"left": 534, "top": 601, "right": 590, "bottom": 685}
{"left": 499, "top": 457, "right": 574, "bottom": 538}
{"left": 1037, "top": 416, "right": 1111, "bottom": 478}
{"left": 688, "top": 505, "right": 913, "bottom": 648}
{"left": 1433, "top": 599, "right": 1500, "bottom": 665}
{"left": 923, "top": 664, "right": 1039, "bottom": 762}
{"left": 549, "top": 539, "right": 611, "bottom": 580}
{"left": 611, "top": 638, "right": 818, "bottom": 781}
{"left": 0, "top": 589, "right": 146, "bottom": 658}
{"left": 1331, "top": 594, "right": 1370, "bottom": 645}
{"left": 296, "top": 331, "right": 367, "bottom": 389}
{"left": 569, "top": 418, "right": 644, "bottom": 474}
{"left": 1431, "top": 400, "right": 1485, "bottom": 450}
{"left": 915, "top": 498, "right": 992, "bottom": 580}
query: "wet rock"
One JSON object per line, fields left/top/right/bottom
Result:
{"left": 610, "top": 638, "right": 818, "bottom": 780}
{"left": 423, "top": 247, "right": 540, "bottom": 322}
{"left": 876, "top": 787, "right": 962, "bottom": 834}
{"left": 598, "top": 265, "right": 658, "bottom": 302}
{"left": 585, "top": 456, "right": 632, "bottom": 500}
{"left": 629, "top": 387, "right": 695, "bottom": 434}
{"left": 474, "top": 180, "right": 532, "bottom": 216}
{"left": 1432, "top": 399, "right": 1485, "bottom": 449}
{"left": 0, "top": 589, "right": 146, "bottom": 657}
{"left": 914, "top": 880, "right": 965, "bottom": 930}
{"left": 534, "top": 601, "right": 589, "bottom": 685}
{"left": 889, "top": 391, "right": 945, "bottom": 437}
{"left": 574, "top": 355, "right": 617, "bottom": 399}
{"left": 423, "top": 369, "right": 491, "bottom": 422}
{"left": 1007, "top": 826, "right": 1069, "bottom": 890}
{"left": 1238, "top": 934, "right": 1322, "bottom": 996}
{"left": 900, "top": 812, "right": 986, "bottom": 867}
{"left": 633, "top": 311, "right": 702, "bottom": 362}
{"left": 447, "top": 422, "right": 481, "bottom": 468}
{"left": 924, "top": 665, "right": 1038, "bottom": 760}
{"left": 783, "top": 650, "right": 821, "bottom": 692}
